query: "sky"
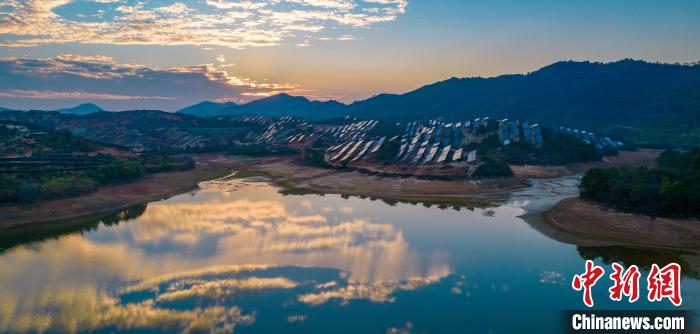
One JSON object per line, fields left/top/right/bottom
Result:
{"left": 0, "top": 0, "right": 699, "bottom": 111}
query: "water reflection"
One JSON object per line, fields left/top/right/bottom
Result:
{"left": 0, "top": 204, "right": 147, "bottom": 253}
{"left": 0, "top": 176, "right": 697, "bottom": 333}
{"left": 578, "top": 246, "right": 700, "bottom": 279}
{"left": 0, "top": 179, "right": 450, "bottom": 333}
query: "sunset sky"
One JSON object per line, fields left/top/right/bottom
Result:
{"left": 1, "top": 0, "right": 699, "bottom": 111}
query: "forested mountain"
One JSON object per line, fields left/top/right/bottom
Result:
{"left": 178, "top": 94, "right": 346, "bottom": 120}
{"left": 54, "top": 103, "right": 104, "bottom": 115}
{"left": 177, "top": 101, "right": 238, "bottom": 117}
{"left": 348, "top": 60, "right": 700, "bottom": 146}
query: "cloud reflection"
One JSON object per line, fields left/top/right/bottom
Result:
{"left": 0, "top": 179, "right": 449, "bottom": 332}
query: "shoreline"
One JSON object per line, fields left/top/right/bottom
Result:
{"left": 544, "top": 197, "right": 700, "bottom": 250}
{"left": 0, "top": 149, "right": 663, "bottom": 230}
{"left": 0, "top": 155, "right": 533, "bottom": 228}
{"left": 222, "top": 156, "right": 530, "bottom": 202}
{"left": 0, "top": 154, "right": 233, "bottom": 228}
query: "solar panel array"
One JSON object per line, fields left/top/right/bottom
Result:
{"left": 236, "top": 115, "right": 543, "bottom": 167}
{"left": 251, "top": 116, "right": 309, "bottom": 144}
{"left": 392, "top": 118, "right": 492, "bottom": 165}
{"left": 555, "top": 126, "right": 624, "bottom": 150}
{"left": 322, "top": 120, "right": 395, "bottom": 163}
{"left": 498, "top": 119, "right": 543, "bottom": 147}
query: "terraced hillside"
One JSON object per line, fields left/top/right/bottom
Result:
{"left": 0, "top": 110, "right": 226, "bottom": 151}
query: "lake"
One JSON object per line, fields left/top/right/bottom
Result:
{"left": 0, "top": 175, "right": 698, "bottom": 333}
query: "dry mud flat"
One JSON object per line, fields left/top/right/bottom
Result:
{"left": 224, "top": 156, "right": 525, "bottom": 203}
{"left": 545, "top": 197, "right": 700, "bottom": 250}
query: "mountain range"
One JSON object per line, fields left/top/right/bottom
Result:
{"left": 177, "top": 94, "right": 347, "bottom": 120}
{"left": 177, "top": 101, "right": 238, "bottom": 117}
{"left": 54, "top": 103, "right": 103, "bottom": 115}
{"left": 2, "top": 60, "right": 699, "bottom": 146}
{"left": 0, "top": 103, "right": 104, "bottom": 115}
{"left": 181, "top": 60, "right": 700, "bottom": 145}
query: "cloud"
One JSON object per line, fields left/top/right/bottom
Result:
{"left": 155, "top": 277, "right": 298, "bottom": 302}
{"left": 297, "top": 273, "right": 448, "bottom": 305}
{"left": 0, "top": 90, "right": 171, "bottom": 100}
{"left": 0, "top": 54, "right": 302, "bottom": 110}
{"left": 0, "top": 0, "right": 409, "bottom": 49}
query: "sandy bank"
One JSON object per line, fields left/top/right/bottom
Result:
{"left": 545, "top": 197, "right": 700, "bottom": 250}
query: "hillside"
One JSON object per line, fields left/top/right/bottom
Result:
{"left": 348, "top": 60, "right": 700, "bottom": 146}
{"left": 178, "top": 93, "right": 347, "bottom": 120}
{"left": 55, "top": 103, "right": 103, "bottom": 115}
{"left": 0, "top": 120, "right": 115, "bottom": 158}
{"left": 177, "top": 101, "right": 238, "bottom": 117}
{"left": 0, "top": 119, "right": 200, "bottom": 204}
{"left": 0, "top": 110, "right": 225, "bottom": 151}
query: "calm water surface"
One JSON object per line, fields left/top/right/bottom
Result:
{"left": 0, "top": 176, "right": 698, "bottom": 333}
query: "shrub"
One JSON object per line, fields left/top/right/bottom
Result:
{"left": 304, "top": 148, "right": 333, "bottom": 169}
{"left": 374, "top": 139, "right": 400, "bottom": 162}
{"left": 473, "top": 158, "right": 513, "bottom": 178}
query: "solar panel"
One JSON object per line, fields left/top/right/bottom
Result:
{"left": 467, "top": 150, "right": 477, "bottom": 162}
{"left": 437, "top": 145, "right": 451, "bottom": 163}
{"left": 396, "top": 143, "right": 407, "bottom": 159}
{"left": 370, "top": 137, "right": 386, "bottom": 154}
{"left": 331, "top": 141, "right": 355, "bottom": 161}
{"left": 423, "top": 144, "right": 439, "bottom": 163}
{"left": 341, "top": 140, "right": 364, "bottom": 161}
{"left": 412, "top": 147, "right": 426, "bottom": 163}
{"left": 352, "top": 141, "right": 374, "bottom": 161}
{"left": 402, "top": 143, "right": 416, "bottom": 161}
{"left": 452, "top": 148, "right": 463, "bottom": 161}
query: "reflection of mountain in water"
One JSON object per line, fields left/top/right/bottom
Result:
{"left": 0, "top": 204, "right": 147, "bottom": 253}
{"left": 578, "top": 246, "right": 700, "bottom": 279}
